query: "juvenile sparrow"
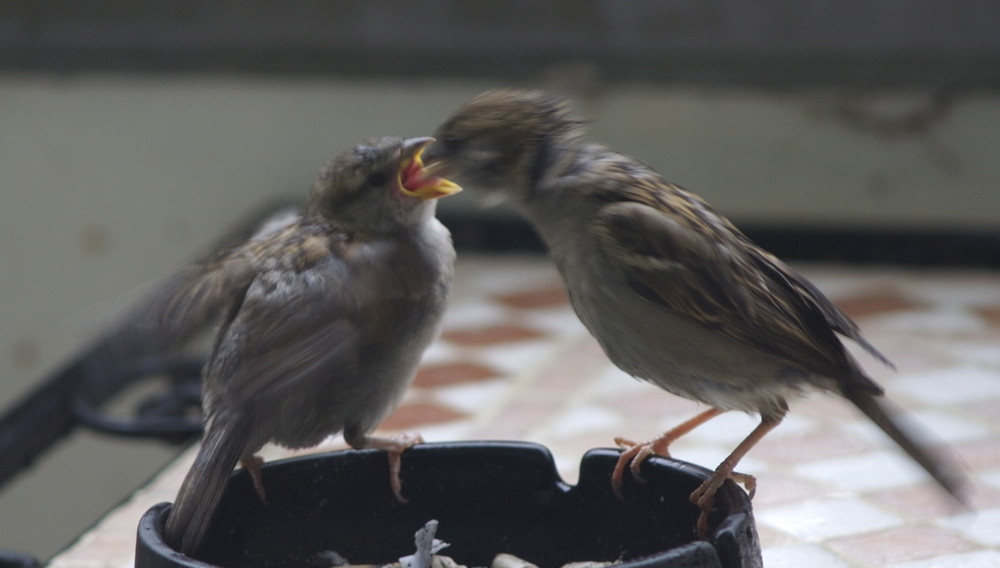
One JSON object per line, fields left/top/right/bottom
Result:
{"left": 422, "top": 90, "right": 967, "bottom": 535}
{"left": 162, "top": 137, "right": 461, "bottom": 554}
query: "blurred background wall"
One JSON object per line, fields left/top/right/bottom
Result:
{"left": 1, "top": 1, "right": 998, "bottom": 561}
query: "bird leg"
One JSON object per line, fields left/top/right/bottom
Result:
{"left": 690, "top": 416, "right": 781, "bottom": 537}
{"left": 240, "top": 455, "right": 267, "bottom": 504}
{"left": 349, "top": 432, "right": 425, "bottom": 503}
{"left": 612, "top": 407, "right": 725, "bottom": 498}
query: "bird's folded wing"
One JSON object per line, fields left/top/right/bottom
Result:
{"left": 202, "top": 260, "right": 364, "bottom": 409}
{"left": 591, "top": 198, "right": 871, "bottom": 382}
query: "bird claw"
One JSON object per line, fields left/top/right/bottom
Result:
{"left": 695, "top": 510, "right": 712, "bottom": 539}
{"left": 690, "top": 477, "right": 723, "bottom": 538}
{"left": 730, "top": 471, "right": 757, "bottom": 500}
{"left": 611, "top": 436, "right": 675, "bottom": 498}
{"left": 611, "top": 443, "right": 645, "bottom": 499}
{"left": 241, "top": 455, "right": 268, "bottom": 505}
{"left": 613, "top": 436, "right": 638, "bottom": 450}
{"left": 355, "top": 432, "right": 425, "bottom": 503}
{"left": 689, "top": 469, "right": 757, "bottom": 537}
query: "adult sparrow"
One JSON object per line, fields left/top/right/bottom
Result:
{"left": 422, "top": 90, "right": 967, "bottom": 535}
{"left": 162, "top": 137, "right": 461, "bottom": 554}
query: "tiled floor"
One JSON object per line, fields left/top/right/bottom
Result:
{"left": 50, "top": 255, "right": 1000, "bottom": 568}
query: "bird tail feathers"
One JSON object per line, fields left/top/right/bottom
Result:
{"left": 843, "top": 386, "right": 969, "bottom": 507}
{"left": 163, "top": 417, "right": 249, "bottom": 555}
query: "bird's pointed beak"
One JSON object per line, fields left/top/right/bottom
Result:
{"left": 416, "top": 139, "right": 457, "bottom": 183}
{"left": 398, "top": 137, "right": 462, "bottom": 200}
{"left": 419, "top": 139, "right": 447, "bottom": 166}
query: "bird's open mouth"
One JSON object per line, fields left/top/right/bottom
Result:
{"left": 399, "top": 138, "right": 462, "bottom": 200}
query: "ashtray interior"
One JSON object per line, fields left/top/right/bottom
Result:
{"left": 136, "top": 441, "right": 761, "bottom": 568}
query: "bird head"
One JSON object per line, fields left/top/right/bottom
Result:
{"left": 307, "top": 137, "right": 461, "bottom": 232}
{"left": 422, "top": 90, "right": 583, "bottom": 200}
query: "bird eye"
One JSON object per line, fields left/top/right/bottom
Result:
{"left": 365, "top": 171, "right": 389, "bottom": 186}
{"left": 442, "top": 134, "right": 463, "bottom": 152}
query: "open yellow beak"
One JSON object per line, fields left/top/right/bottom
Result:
{"left": 398, "top": 137, "right": 462, "bottom": 200}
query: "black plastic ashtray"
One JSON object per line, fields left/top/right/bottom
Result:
{"left": 136, "top": 441, "right": 761, "bottom": 568}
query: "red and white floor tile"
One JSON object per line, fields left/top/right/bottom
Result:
{"left": 51, "top": 255, "right": 1000, "bottom": 567}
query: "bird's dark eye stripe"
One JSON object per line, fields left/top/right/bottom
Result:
{"left": 442, "top": 135, "right": 463, "bottom": 152}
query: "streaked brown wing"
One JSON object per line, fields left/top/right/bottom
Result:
{"left": 207, "top": 298, "right": 361, "bottom": 411}
{"left": 744, "top": 247, "right": 894, "bottom": 369}
{"left": 156, "top": 255, "right": 256, "bottom": 338}
{"left": 201, "top": 231, "right": 366, "bottom": 411}
{"left": 592, "top": 196, "right": 863, "bottom": 381}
